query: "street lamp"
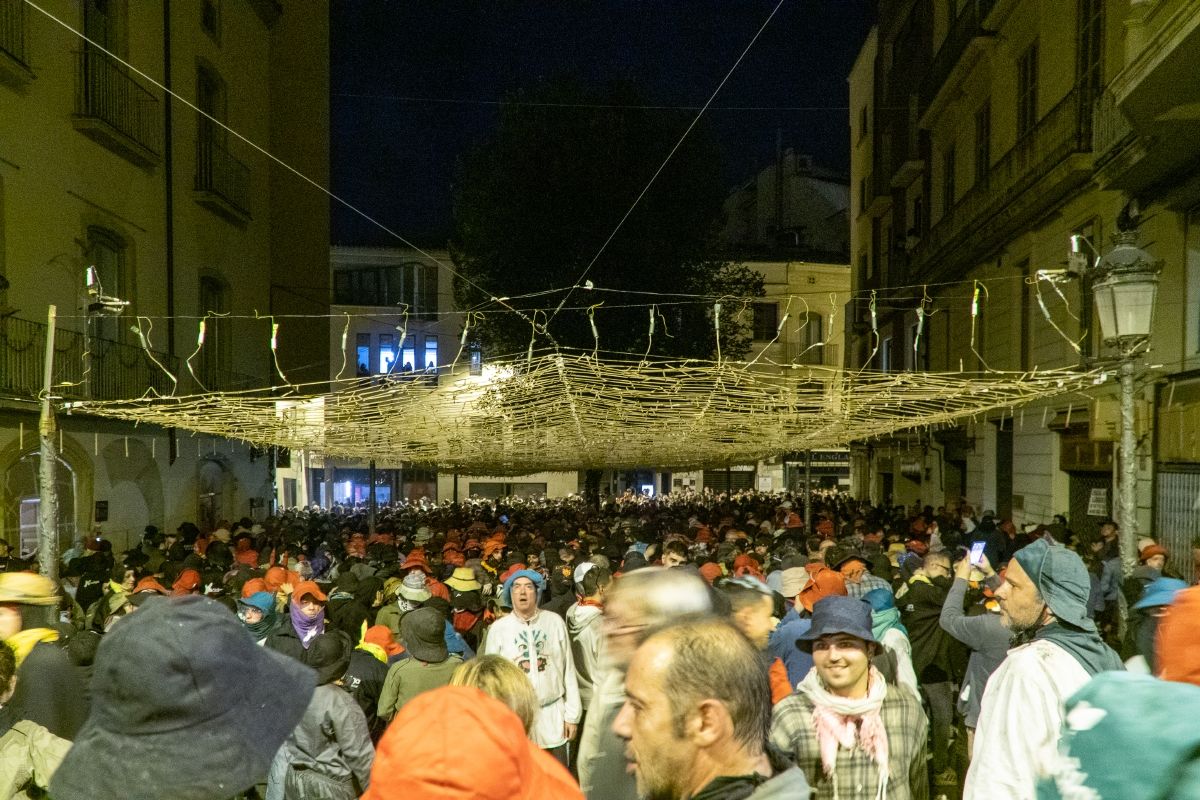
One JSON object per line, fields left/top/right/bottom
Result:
{"left": 1089, "top": 227, "right": 1160, "bottom": 577}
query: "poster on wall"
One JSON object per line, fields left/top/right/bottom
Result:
{"left": 1087, "top": 488, "right": 1109, "bottom": 517}
{"left": 757, "top": 475, "right": 773, "bottom": 492}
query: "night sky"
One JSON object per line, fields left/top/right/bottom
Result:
{"left": 330, "top": 1, "right": 875, "bottom": 245}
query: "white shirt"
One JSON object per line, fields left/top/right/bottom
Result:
{"left": 963, "top": 639, "right": 1091, "bottom": 800}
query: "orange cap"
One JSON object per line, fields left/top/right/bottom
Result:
{"left": 292, "top": 580, "right": 327, "bottom": 604}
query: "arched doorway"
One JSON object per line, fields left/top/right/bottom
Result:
{"left": 4, "top": 452, "right": 78, "bottom": 558}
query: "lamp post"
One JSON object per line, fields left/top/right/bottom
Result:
{"left": 1089, "top": 228, "right": 1160, "bottom": 577}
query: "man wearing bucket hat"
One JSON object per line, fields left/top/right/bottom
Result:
{"left": 0, "top": 572, "right": 88, "bottom": 740}
{"left": 376, "top": 570, "right": 431, "bottom": 638}
{"left": 50, "top": 595, "right": 315, "bottom": 800}
{"left": 481, "top": 568, "right": 581, "bottom": 766}
{"left": 963, "top": 538, "right": 1123, "bottom": 800}
{"left": 771, "top": 595, "right": 929, "bottom": 799}
{"left": 378, "top": 606, "right": 462, "bottom": 720}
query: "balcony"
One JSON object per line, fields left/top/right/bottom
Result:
{"left": 909, "top": 88, "right": 1092, "bottom": 282}
{"left": 0, "top": 316, "right": 179, "bottom": 403}
{"left": 72, "top": 49, "right": 161, "bottom": 167}
{"left": 194, "top": 132, "right": 252, "bottom": 225}
{"left": 0, "top": 0, "right": 31, "bottom": 85}
{"left": 920, "top": 0, "right": 998, "bottom": 117}
{"left": 1092, "top": 2, "right": 1200, "bottom": 195}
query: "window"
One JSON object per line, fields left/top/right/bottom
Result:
{"left": 423, "top": 336, "right": 439, "bottom": 371}
{"left": 198, "top": 275, "right": 229, "bottom": 387}
{"left": 400, "top": 335, "right": 416, "bottom": 372}
{"left": 752, "top": 303, "right": 778, "bottom": 341}
{"left": 942, "top": 144, "right": 956, "bottom": 215}
{"left": 469, "top": 343, "right": 483, "bottom": 376}
{"left": 1076, "top": 0, "right": 1105, "bottom": 134}
{"left": 881, "top": 336, "right": 893, "bottom": 372}
{"left": 859, "top": 106, "right": 869, "bottom": 143}
{"left": 378, "top": 334, "right": 396, "bottom": 374}
{"left": 1017, "top": 41, "right": 1039, "bottom": 139}
{"left": 201, "top": 0, "right": 221, "bottom": 42}
{"left": 974, "top": 101, "right": 991, "bottom": 185}
{"left": 331, "top": 262, "right": 438, "bottom": 317}
{"left": 799, "top": 314, "right": 825, "bottom": 364}
{"left": 87, "top": 226, "right": 127, "bottom": 343}
{"left": 860, "top": 250, "right": 872, "bottom": 282}
{"left": 356, "top": 333, "right": 370, "bottom": 377}
{"left": 912, "top": 196, "right": 923, "bottom": 237}
{"left": 881, "top": 223, "right": 892, "bottom": 282}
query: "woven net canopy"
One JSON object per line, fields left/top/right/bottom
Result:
{"left": 65, "top": 349, "right": 1096, "bottom": 475}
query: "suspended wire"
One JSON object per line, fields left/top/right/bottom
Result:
{"left": 333, "top": 91, "right": 855, "bottom": 112}
{"left": 546, "top": 0, "right": 790, "bottom": 325}
{"left": 20, "top": 0, "right": 513, "bottom": 315}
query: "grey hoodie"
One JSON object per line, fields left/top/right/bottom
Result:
{"left": 566, "top": 602, "right": 605, "bottom": 709}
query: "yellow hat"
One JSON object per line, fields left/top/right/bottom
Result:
{"left": 0, "top": 572, "right": 59, "bottom": 605}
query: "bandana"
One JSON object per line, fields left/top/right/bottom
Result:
{"left": 289, "top": 600, "right": 325, "bottom": 649}
{"left": 798, "top": 665, "right": 890, "bottom": 800}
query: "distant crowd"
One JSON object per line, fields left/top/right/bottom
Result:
{"left": 0, "top": 489, "right": 1198, "bottom": 799}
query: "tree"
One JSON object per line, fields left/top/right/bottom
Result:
{"left": 450, "top": 79, "right": 763, "bottom": 362}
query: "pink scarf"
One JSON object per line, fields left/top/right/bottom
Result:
{"left": 798, "top": 666, "right": 890, "bottom": 799}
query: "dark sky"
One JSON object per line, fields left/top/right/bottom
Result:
{"left": 330, "top": 1, "right": 875, "bottom": 245}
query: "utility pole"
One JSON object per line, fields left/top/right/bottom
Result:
{"left": 368, "top": 458, "right": 377, "bottom": 535}
{"left": 39, "top": 305, "right": 59, "bottom": 582}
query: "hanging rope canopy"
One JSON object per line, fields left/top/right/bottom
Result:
{"left": 64, "top": 349, "right": 1098, "bottom": 475}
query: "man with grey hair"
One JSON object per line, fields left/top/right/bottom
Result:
{"left": 576, "top": 566, "right": 713, "bottom": 800}
{"left": 614, "top": 618, "right": 809, "bottom": 799}
{"left": 963, "top": 538, "right": 1123, "bottom": 800}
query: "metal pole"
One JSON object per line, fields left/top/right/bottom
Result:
{"left": 1119, "top": 357, "right": 1138, "bottom": 577}
{"left": 368, "top": 458, "right": 377, "bottom": 535}
{"left": 39, "top": 305, "right": 59, "bottom": 581}
{"left": 804, "top": 449, "right": 813, "bottom": 530}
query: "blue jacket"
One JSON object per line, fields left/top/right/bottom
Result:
{"left": 769, "top": 606, "right": 813, "bottom": 687}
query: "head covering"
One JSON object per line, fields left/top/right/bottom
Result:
{"left": 445, "top": 567, "right": 482, "bottom": 593}
{"left": 398, "top": 571, "right": 432, "bottom": 603}
{"left": 50, "top": 596, "right": 315, "bottom": 800}
{"left": 304, "top": 631, "right": 352, "bottom": 685}
{"left": 780, "top": 566, "right": 810, "bottom": 599}
{"left": 572, "top": 562, "right": 597, "bottom": 586}
{"left": 239, "top": 591, "right": 276, "bottom": 615}
{"left": 1012, "top": 538, "right": 1093, "bottom": 629}
{"left": 1139, "top": 543, "right": 1168, "bottom": 563}
{"left": 241, "top": 578, "right": 268, "bottom": 598}
{"left": 1158, "top": 585, "right": 1200, "bottom": 687}
{"left": 128, "top": 576, "right": 167, "bottom": 595}
{"left": 832, "top": 552, "right": 874, "bottom": 572}
{"left": 362, "top": 624, "right": 404, "bottom": 659}
{"left": 798, "top": 595, "right": 876, "bottom": 652}
{"left": 501, "top": 569, "right": 545, "bottom": 607}
{"left": 697, "top": 562, "right": 723, "bottom": 585}
{"left": 1133, "top": 577, "right": 1187, "bottom": 611}
{"left": 443, "top": 550, "right": 465, "bottom": 568}
{"left": 171, "top": 569, "right": 202, "bottom": 597}
{"left": 401, "top": 607, "right": 450, "bottom": 663}
{"left": 291, "top": 580, "right": 326, "bottom": 604}
{"left": 363, "top": 686, "right": 583, "bottom": 800}
{"left": 864, "top": 587, "right": 907, "bottom": 641}
{"left": 0, "top": 572, "right": 59, "bottom": 606}
{"left": 289, "top": 586, "right": 326, "bottom": 649}
{"left": 401, "top": 552, "right": 433, "bottom": 576}
{"left": 799, "top": 565, "right": 848, "bottom": 613}
{"left": 482, "top": 540, "right": 505, "bottom": 560}
{"left": 1036, "top": 672, "right": 1200, "bottom": 800}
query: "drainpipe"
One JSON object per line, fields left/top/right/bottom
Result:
{"left": 163, "top": 0, "right": 177, "bottom": 464}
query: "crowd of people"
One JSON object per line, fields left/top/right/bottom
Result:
{"left": 0, "top": 488, "right": 1199, "bottom": 799}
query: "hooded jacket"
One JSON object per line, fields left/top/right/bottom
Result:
{"left": 565, "top": 602, "right": 604, "bottom": 709}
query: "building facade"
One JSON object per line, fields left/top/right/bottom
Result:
{"left": 318, "top": 245, "right": 580, "bottom": 504}
{"left": 0, "top": 0, "right": 329, "bottom": 552}
{"left": 849, "top": 0, "right": 1200, "bottom": 571}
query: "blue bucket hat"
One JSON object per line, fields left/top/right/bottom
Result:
{"left": 501, "top": 569, "right": 545, "bottom": 607}
{"left": 1013, "top": 538, "right": 1093, "bottom": 630}
{"left": 1133, "top": 577, "right": 1189, "bottom": 611}
{"left": 797, "top": 595, "right": 877, "bottom": 653}
{"left": 237, "top": 591, "right": 275, "bottom": 615}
